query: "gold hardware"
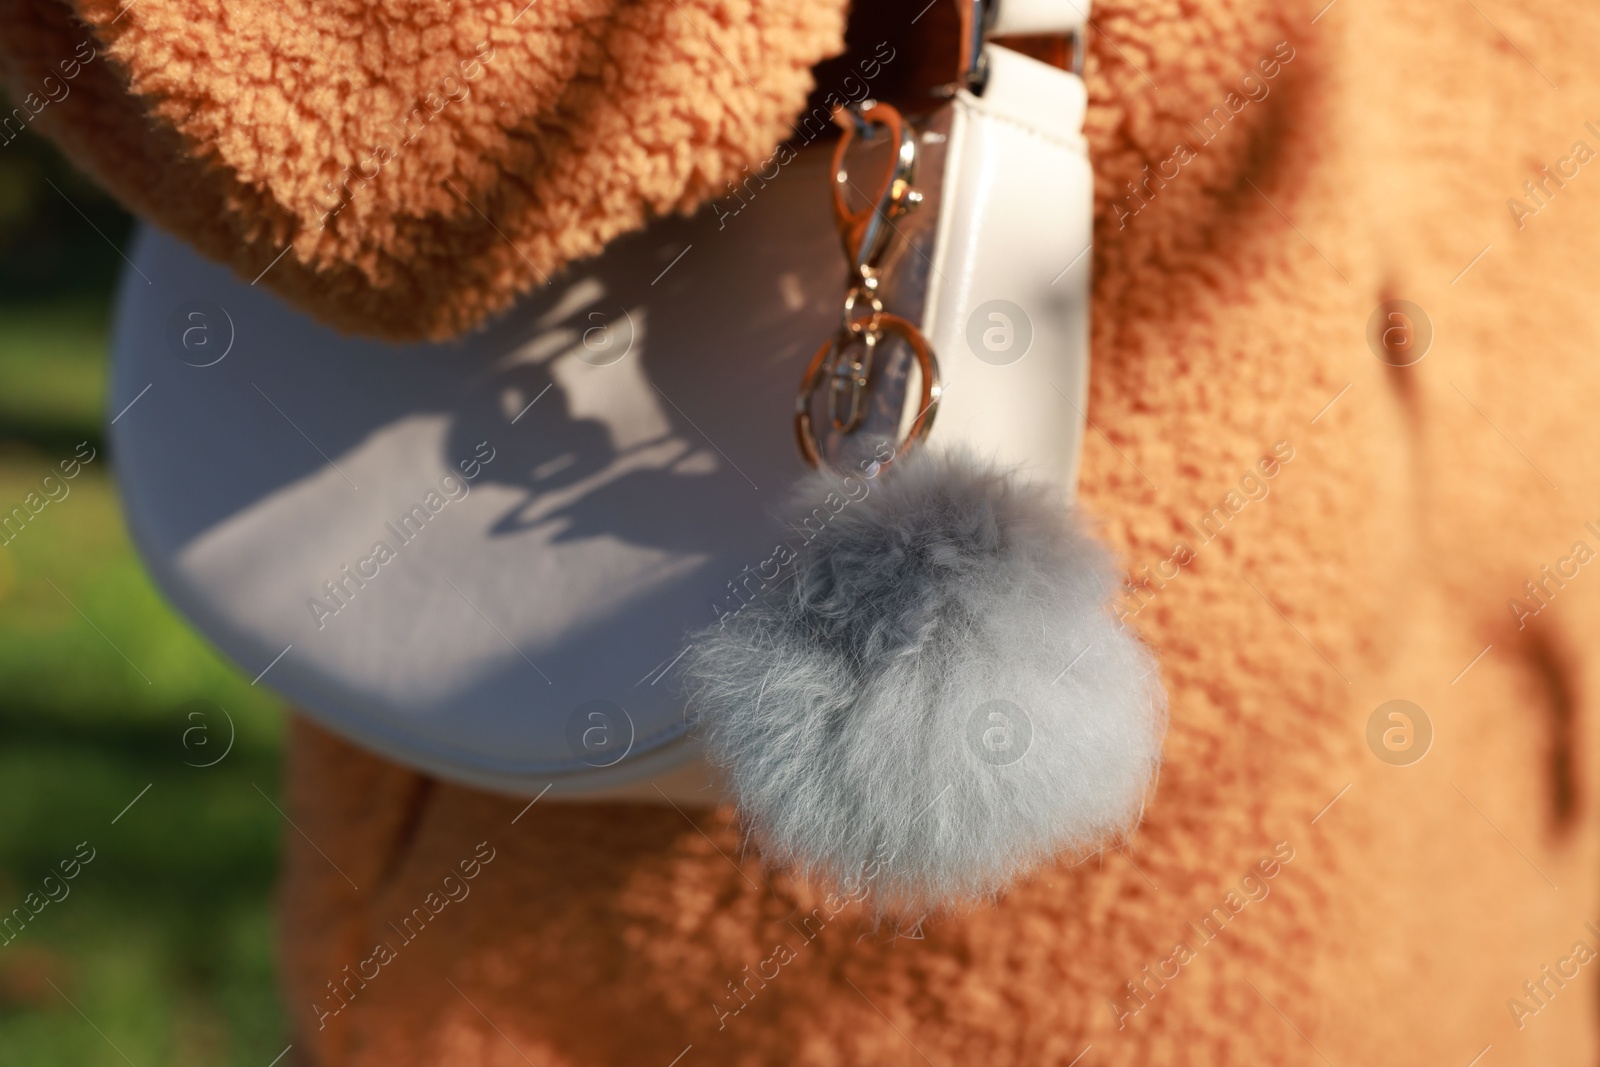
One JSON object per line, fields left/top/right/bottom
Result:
{"left": 795, "top": 313, "right": 941, "bottom": 471}
{"left": 796, "top": 100, "right": 942, "bottom": 472}
{"left": 829, "top": 101, "right": 922, "bottom": 285}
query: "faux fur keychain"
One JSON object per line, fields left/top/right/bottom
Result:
{"left": 685, "top": 447, "right": 1166, "bottom": 909}
{"left": 684, "top": 87, "right": 1165, "bottom": 909}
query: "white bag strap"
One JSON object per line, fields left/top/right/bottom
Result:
{"left": 990, "top": 0, "right": 1090, "bottom": 37}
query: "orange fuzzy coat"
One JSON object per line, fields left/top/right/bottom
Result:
{"left": 7, "top": 0, "right": 1600, "bottom": 1063}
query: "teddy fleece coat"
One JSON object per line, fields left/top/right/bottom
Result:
{"left": 5, "top": 0, "right": 1600, "bottom": 1063}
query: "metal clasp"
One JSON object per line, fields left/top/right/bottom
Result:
{"left": 826, "top": 286, "right": 885, "bottom": 433}
{"left": 961, "top": 0, "right": 999, "bottom": 93}
{"left": 830, "top": 101, "right": 922, "bottom": 286}
{"left": 959, "top": 0, "right": 1086, "bottom": 94}
{"left": 796, "top": 312, "right": 941, "bottom": 471}
{"left": 796, "top": 99, "right": 941, "bottom": 471}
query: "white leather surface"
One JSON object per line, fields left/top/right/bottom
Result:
{"left": 108, "top": 173, "right": 857, "bottom": 801}
{"left": 106, "top": 47, "right": 1093, "bottom": 802}
{"left": 991, "top": 0, "right": 1089, "bottom": 37}
{"left": 923, "top": 43, "right": 1092, "bottom": 491}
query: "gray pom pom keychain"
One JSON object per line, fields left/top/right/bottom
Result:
{"left": 684, "top": 91, "right": 1166, "bottom": 910}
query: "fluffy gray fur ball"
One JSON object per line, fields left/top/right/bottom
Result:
{"left": 684, "top": 447, "right": 1166, "bottom": 908}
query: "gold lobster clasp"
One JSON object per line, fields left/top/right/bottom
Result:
{"left": 830, "top": 100, "right": 923, "bottom": 285}
{"left": 796, "top": 100, "right": 941, "bottom": 471}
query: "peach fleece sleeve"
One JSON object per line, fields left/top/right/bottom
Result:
{"left": 0, "top": 0, "right": 846, "bottom": 339}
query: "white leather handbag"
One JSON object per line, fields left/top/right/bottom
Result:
{"left": 106, "top": 0, "right": 1096, "bottom": 804}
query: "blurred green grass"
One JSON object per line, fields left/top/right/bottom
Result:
{"left": 0, "top": 121, "right": 290, "bottom": 1064}
{"left": 0, "top": 303, "right": 107, "bottom": 453}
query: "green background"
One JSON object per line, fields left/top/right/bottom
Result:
{"left": 0, "top": 97, "right": 289, "bottom": 1064}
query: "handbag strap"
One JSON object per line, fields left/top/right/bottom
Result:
{"left": 966, "top": 0, "right": 1090, "bottom": 90}
{"left": 991, "top": 0, "right": 1091, "bottom": 37}
{"left": 806, "top": 0, "right": 1088, "bottom": 116}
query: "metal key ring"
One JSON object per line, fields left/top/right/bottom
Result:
{"left": 794, "top": 313, "right": 943, "bottom": 471}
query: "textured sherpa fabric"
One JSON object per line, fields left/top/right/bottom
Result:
{"left": 684, "top": 448, "right": 1165, "bottom": 909}
{"left": 268, "top": 1, "right": 1600, "bottom": 1063}
{"left": 0, "top": 0, "right": 844, "bottom": 339}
